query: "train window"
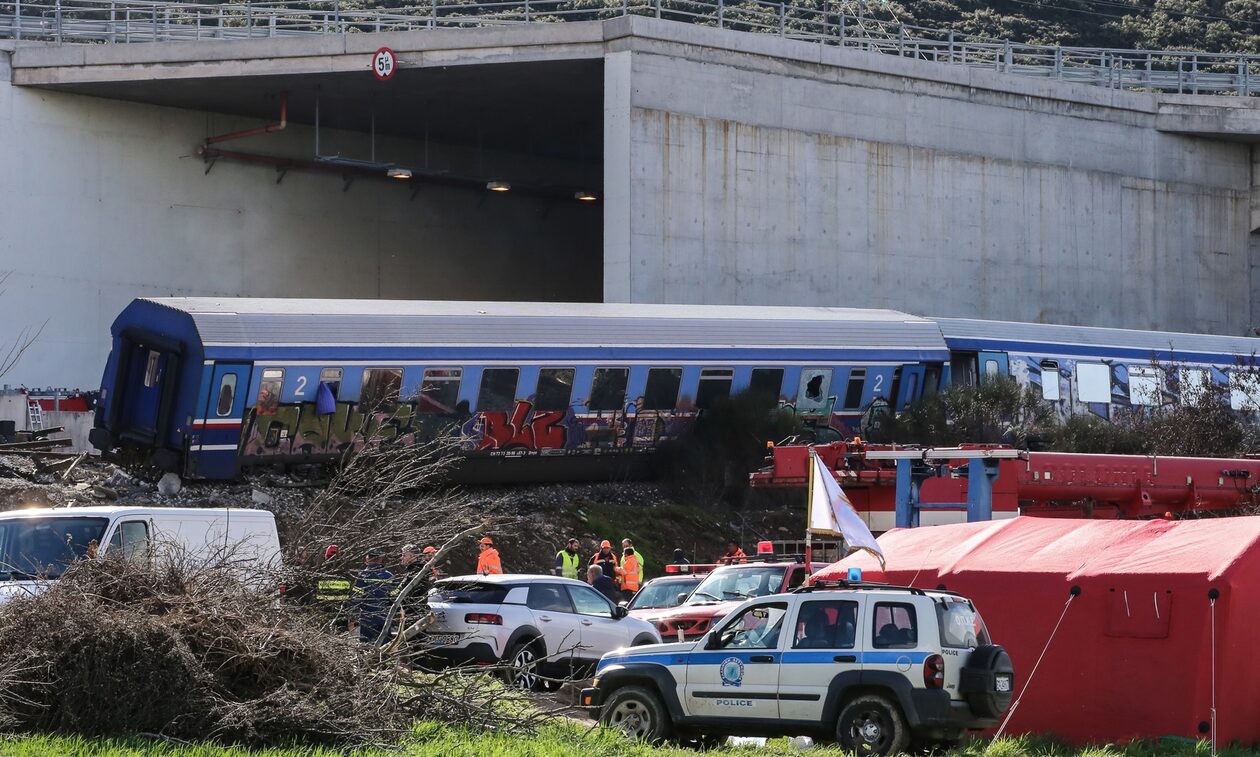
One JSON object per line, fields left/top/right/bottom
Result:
{"left": 256, "top": 369, "right": 283, "bottom": 417}
{"left": 1230, "top": 370, "right": 1260, "bottom": 411}
{"left": 1076, "top": 363, "right": 1111, "bottom": 404}
{"left": 696, "top": 368, "right": 734, "bottom": 409}
{"left": 477, "top": 368, "right": 519, "bottom": 412}
{"left": 643, "top": 368, "right": 682, "bottom": 411}
{"left": 361, "top": 368, "right": 403, "bottom": 411}
{"left": 923, "top": 364, "right": 942, "bottom": 396}
{"left": 887, "top": 367, "right": 902, "bottom": 402}
{"left": 214, "top": 374, "right": 237, "bottom": 417}
{"left": 797, "top": 368, "right": 833, "bottom": 413}
{"left": 319, "top": 368, "right": 343, "bottom": 400}
{"left": 1179, "top": 368, "right": 1209, "bottom": 405}
{"left": 1040, "top": 361, "right": 1061, "bottom": 401}
{"left": 589, "top": 368, "right": 629, "bottom": 411}
{"left": 843, "top": 369, "right": 866, "bottom": 410}
{"left": 1129, "top": 366, "right": 1161, "bottom": 407}
{"left": 534, "top": 368, "right": 575, "bottom": 412}
{"left": 143, "top": 350, "right": 160, "bottom": 388}
{"left": 749, "top": 368, "right": 784, "bottom": 404}
{"left": 419, "top": 368, "right": 461, "bottom": 414}
{"left": 983, "top": 360, "right": 1001, "bottom": 379}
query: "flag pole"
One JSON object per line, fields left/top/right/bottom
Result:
{"left": 805, "top": 449, "right": 814, "bottom": 588}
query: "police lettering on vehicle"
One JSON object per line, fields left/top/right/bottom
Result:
{"left": 715, "top": 699, "right": 754, "bottom": 707}
{"left": 719, "top": 657, "right": 745, "bottom": 687}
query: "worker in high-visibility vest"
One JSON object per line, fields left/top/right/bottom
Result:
{"left": 554, "top": 538, "right": 582, "bottom": 580}
{"left": 617, "top": 546, "right": 642, "bottom": 601}
{"left": 476, "top": 537, "right": 504, "bottom": 575}
{"left": 621, "top": 538, "right": 646, "bottom": 587}
{"left": 315, "top": 543, "right": 352, "bottom": 604}
{"left": 590, "top": 540, "right": 619, "bottom": 587}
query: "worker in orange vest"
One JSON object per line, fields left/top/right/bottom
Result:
{"left": 617, "top": 545, "right": 642, "bottom": 602}
{"left": 590, "top": 540, "right": 620, "bottom": 587}
{"left": 476, "top": 537, "right": 503, "bottom": 575}
{"left": 718, "top": 540, "right": 747, "bottom": 565}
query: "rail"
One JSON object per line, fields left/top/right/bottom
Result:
{"left": 2, "top": 0, "right": 1259, "bottom": 96}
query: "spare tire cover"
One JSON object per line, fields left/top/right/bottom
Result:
{"left": 958, "top": 644, "right": 1014, "bottom": 719}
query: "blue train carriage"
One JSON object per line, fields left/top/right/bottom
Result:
{"left": 936, "top": 317, "right": 1260, "bottom": 420}
{"left": 89, "top": 299, "right": 950, "bottom": 481}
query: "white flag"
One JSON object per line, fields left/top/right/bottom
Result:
{"left": 809, "top": 450, "right": 886, "bottom": 570}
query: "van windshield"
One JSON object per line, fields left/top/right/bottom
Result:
{"left": 0, "top": 517, "right": 108, "bottom": 579}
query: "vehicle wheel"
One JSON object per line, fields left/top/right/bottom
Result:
{"left": 501, "top": 640, "right": 544, "bottom": 692}
{"left": 599, "top": 685, "right": 671, "bottom": 743}
{"left": 632, "top": 634, "right": 657, "bottom": 646}
{"left": 836, "top": 694, "right": 910, "bottom": 756}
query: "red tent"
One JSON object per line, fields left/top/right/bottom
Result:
{"left": 815, "top": 517, "right": 1260, "bottom": 745}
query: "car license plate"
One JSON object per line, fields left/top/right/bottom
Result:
{"left": 995, "top": 674, "right": 1012, "bottom": 693}
{"left": 424, "top": 633, "right": 460, "bottom": 647}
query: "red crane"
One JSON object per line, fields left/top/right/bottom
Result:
{"left": 749, "top": 441, "right": 1260, "bottom": 530}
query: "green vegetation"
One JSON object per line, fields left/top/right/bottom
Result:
{"left": 3, "top": 725, "right": 1259, "bottom": 757}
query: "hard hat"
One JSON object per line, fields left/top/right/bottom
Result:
{"left": 422, "top": 546, "right": 437, "bottom": 555}
{"left": 324, "top": 544, "right": 339, "bottom": 560}
{"left": 402, "top": 544, "right": 419, "bottom": 554}
{"left": 600, "top": 540, "right": 612, "bottom": 548}
{"left": 479, "top": 537, "right": 494, "bottom": 545}
{"left": 365, "top": 547, "right": 383, "bottom": 559}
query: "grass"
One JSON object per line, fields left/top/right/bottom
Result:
{"left": 3, "top": 723, "right": 1259, "bottom": 757}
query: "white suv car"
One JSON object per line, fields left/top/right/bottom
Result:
{"left": 581, "top": 582, "right": 1013, "bottom": 754}
{"left": 418, "top": 574, "right": 662, "bottom": 689}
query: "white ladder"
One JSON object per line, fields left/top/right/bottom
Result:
{"left": 26, "top": 400, "right": 43, "bottom": 431}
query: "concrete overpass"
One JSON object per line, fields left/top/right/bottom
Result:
{"left": 3, "top": 17, "right": 1260, "bottom": 386}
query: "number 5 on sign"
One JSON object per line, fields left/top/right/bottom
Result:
{"left": 372, "top": 47, "right": 397, "bottom": 81}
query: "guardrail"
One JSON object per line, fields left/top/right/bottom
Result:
{"left": 2, "top": 0, "right": 1258, "bottom": 96}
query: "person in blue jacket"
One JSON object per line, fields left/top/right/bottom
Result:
{"left": 350, "top": 547, "right": 395, "bottom": 643}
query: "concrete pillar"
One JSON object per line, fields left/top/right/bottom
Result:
{"left": 603, "top": 50, "right": 633, "bottom": 303}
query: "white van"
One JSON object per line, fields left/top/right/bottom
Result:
{"left": 0, "top": 506, "right": 282, "bottom": 602}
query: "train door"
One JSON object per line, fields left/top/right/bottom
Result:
{"left": 978, "top": 352, "right": 1010, "bottom": 383}
{"left": 193, "top": 362, "right": 251, "bottom": 479}
{"left": 895, "top": 365, "right": 926, "bottom": 410}
{"left": 115, "top": 339, "right": 180, "bottom": 447}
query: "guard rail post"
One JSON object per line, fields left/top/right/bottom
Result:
{"left": 524, "top": 0, "right": 530, "bottom": 22}
{"left": 109, "top": 1, "right": 116, "bottom": 42}
{"left": 1145, "top": 54, "right": 1152, "bottom": 92}
{"left": 717, "top": 0, "right": 722, "bottom": 29}
{"left": 55, "top": 0, "right": 61, "bottom": 43}
{"left": 779, "top": 1, "right": 785, "bottom": 36}
{"left": 13, "top": 0, "right": 19, "bottom": 42}
{"left": 947, "top": 30, "right": 954, "bottom": 63}
{"left": 1054, "top": 46, "right": 1062, "bottom": 78}
{"left": 1192, "top": 55, "right": 1199, "bottom": 95}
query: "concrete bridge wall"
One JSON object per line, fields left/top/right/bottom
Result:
{"left": 603, "top": 21, "right": 1260, "bottom": 335}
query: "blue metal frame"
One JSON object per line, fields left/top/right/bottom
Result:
{"left": 893, "top": 457, "right": 999, "bottom": 528}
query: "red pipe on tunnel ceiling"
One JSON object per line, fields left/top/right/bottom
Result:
{"left": 198, "top": 93, "right": 288, "bottom": 150}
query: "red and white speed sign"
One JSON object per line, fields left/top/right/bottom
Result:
{"left": 372, "top": 47, "right": 396, "bottom": 81}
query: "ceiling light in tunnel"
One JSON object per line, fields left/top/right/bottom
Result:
{"left": 486, "top": 180, "right": 511, "bottom": 192}
{"left": 387, "top": 168, "right": 413, "bottom": 180}
{"left": 574, "top": 190, "right": 598, "bottom": 202}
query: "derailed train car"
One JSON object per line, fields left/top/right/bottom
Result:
{"left": 89, "top": 298, "right": 1260, "bottom": 482}
{"left": 88, "top": 299, "right": 949, "bottom": 481}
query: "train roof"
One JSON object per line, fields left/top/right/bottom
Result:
{"left": 936, "top": 317, "right": 1260, "bottom": 361}
{"left": 131, "top": 298, "right": 950, "bottom": 356}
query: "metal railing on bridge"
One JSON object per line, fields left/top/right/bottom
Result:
{"left": 2, "top": 0, "right": 1258, "bottom": 96}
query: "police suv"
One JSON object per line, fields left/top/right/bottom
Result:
{"left": 581, "top": 581, "right": 1014, "bottom": 754}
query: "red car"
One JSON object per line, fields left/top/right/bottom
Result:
{"left": 633, "top": 559, "right": 828, "bottom": 643}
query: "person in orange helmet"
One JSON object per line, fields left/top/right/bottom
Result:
{"left": 476, "top": 537, "right": 503, "bottom": 575}
{"left": 590, "top": 539, "right": 620, "bottom": 586}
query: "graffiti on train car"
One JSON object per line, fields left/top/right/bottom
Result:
{"left": 237, "top": 396, "right": 693, "bottom": 459}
